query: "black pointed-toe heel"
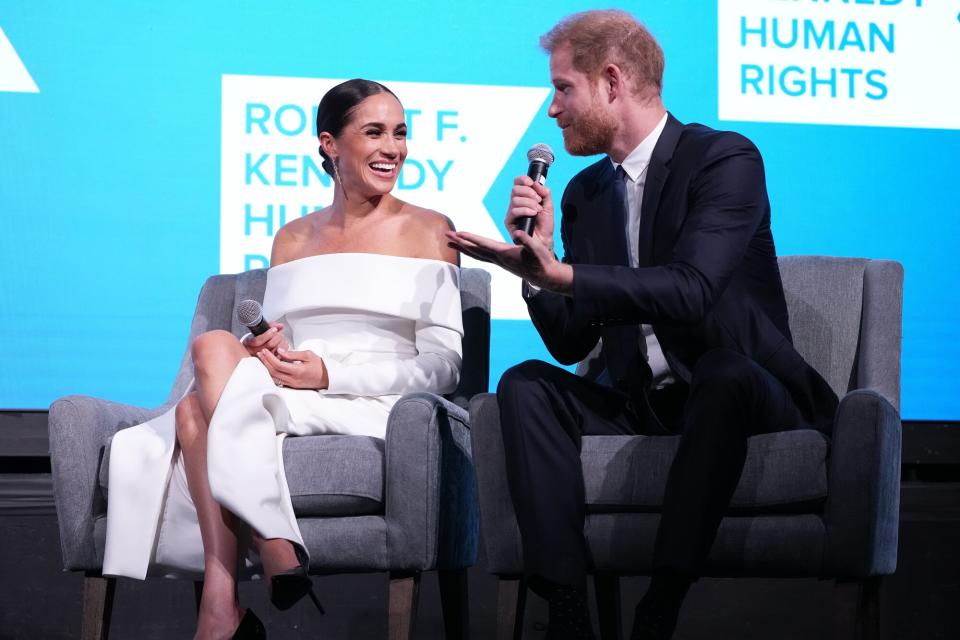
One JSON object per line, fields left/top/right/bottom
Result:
{"left": 270, "top": 565, "right": 325, "bottom": 613}
{"left": 269, "top": 547, "right": 325, "bottom": 614}
{"left": 231, "top": 609, "right": 266, "bottom": 640}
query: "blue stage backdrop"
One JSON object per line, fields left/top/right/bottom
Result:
{"left": 1, "top": 1, "right": 958, "bottom": 419}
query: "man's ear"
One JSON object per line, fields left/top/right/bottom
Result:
{"left": 602, "top": 63, "right": 625, "bottom": 103}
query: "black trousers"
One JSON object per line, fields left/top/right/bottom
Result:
{"left": 497, "top": 348, "right": 814, "bottom": 590}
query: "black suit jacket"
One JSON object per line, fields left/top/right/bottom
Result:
{"left": 526, "top": 114, "right": 838, "bottom": 434}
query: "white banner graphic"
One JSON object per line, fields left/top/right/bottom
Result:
{"left": 718, "top": 0, "right": 960, "bottom": 129}
{"left": 0, "top": 27, "right": 38, "bottom": 93}
{"left": 221, "top": 74, "right": 549, "bottom": 320}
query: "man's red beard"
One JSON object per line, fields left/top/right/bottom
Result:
{"left": 561, "top": 93, "right": 616, "bottom": 156}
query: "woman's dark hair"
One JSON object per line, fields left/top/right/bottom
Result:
{"left": 316, "top": 79, "right": 400, "bottom": 176}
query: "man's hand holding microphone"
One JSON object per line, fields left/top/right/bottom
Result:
{"left": 445, "top": 143, "right": 574, "bottom": 295}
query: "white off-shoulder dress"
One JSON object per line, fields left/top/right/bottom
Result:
{"left": 102, "top": 253, "right": 463, "bottom": 579}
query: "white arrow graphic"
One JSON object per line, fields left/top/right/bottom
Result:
{"left": 0, "top": 27, "right": 39, "bottom": 93}
{"left": 220, "top": 74, "right": 550, "bottom": 320}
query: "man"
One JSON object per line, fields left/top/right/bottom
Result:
{"left": 447, "top": 10, "right": 838, "bottom": 640}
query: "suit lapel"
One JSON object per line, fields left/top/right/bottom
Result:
{"left": 637, "top": 113, "right": 683, "bottom": 266}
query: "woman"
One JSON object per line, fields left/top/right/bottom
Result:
{"left": 102, "top": 79, "right": 462, "bottom": 640}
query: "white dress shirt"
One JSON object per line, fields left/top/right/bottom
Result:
{"left": 524, "top": 112, "right": 675, "bottom": 388}
{"left": 611, "top": 112, "right": 675, "bottom": 388}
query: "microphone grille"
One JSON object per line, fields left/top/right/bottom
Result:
{"left": 236, "top": 299, "right": 263, "bottom": 326}
{"left": 527, "top": 143, "right": 555, "bottom": 166}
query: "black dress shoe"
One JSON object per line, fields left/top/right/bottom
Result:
{"left": 629, "top": 571, "right": 691, "bottom": 640}
{"left": 544, "top": 622, "right": 595, "bottom": 640}
{"left": 629, "top": 598, "right": 679, "bottom": 640}
{"left": 231, "top": 609, "right": 266, "bottom": 640}
{"left": 542, "top": 584, "right": 594, "bottom": 640}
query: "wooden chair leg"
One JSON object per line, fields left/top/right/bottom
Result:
{"left": 496, "top": 577, "right": 526, "bottom": 640}
{"left": 389, "top": 570, "right": 421, "bottom": 640}
{"left": 833, "top": 577, "right": 883, "bottom": 640}
{"left": 595, "top": 574, "right": 622, "bottom": 640}
{"left": 81, "top": 573, "right": 116, "bottom": 640}
{"left": 438, "top": 568, "right": 469, "bottom": 639}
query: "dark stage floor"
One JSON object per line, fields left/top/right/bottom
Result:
{"left": 1, "top": 483, "right": 958, "bottom": 639}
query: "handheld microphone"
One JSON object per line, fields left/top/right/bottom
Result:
{"left": 237, "top": 299, "right": 271, "bottom": 336}
{"left": 519, "top": 143, "right": 555, "bottom": 236}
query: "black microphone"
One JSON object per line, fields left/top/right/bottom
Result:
{"left": 519, "top": 143, "right": 555, "bottom": 236}
{"left": 237, "top": 299, "right": 271, "bottom": 336}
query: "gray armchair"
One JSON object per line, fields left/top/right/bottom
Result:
{"left": 49, "top": 266, "right": 490, "bottom": 640}
{"left": 470, "top": 256, "right": 903, "bottom": 639}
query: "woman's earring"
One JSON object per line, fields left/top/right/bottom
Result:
{"left": 332, "top": 157, "right": 348, "bottom": 200}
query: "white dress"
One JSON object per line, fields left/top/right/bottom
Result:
{"left": 102, "top": 253, "right": 463, "bottom": 579}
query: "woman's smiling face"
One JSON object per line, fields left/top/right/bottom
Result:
{"left": 327, "top": 92, "right": 408, "bottom": 197}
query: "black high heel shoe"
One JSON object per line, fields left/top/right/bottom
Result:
{"left": 269, "top": 547, "right": 325, "bottom": 614}
{"left": 231, "top": 609, "right": 266, "bottom": 640}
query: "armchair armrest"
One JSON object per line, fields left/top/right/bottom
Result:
{"left": 384, "top": 392, "right": 478, "bottom": 571}
{"left": 468, "top": 393, "right": 524, "bottom": 575}
{"left": 48, "top": 395, "right": 168, "bottom": 571}
{"left": 823, "top": 389, "right": 902, "bottom": 577}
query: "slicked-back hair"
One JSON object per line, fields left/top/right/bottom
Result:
{"left": 315, "top": 79, "right": 400, "bottom": 176}
{"left": 541, "top": 10, "right": 664, "bottom": 99}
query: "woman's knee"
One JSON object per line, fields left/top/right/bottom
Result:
{"left": 191, "top": 330, "right": 241, "bottom": 371}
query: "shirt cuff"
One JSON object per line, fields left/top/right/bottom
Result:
{"left": 522, "top": 280, "right": 542, "bottom": 300}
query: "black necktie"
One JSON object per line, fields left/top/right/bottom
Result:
{"left": 602, "top": 164, "right": 651, "bottom": 402}
{"left": 612, "top": 166, "right": 630, "bottom": 266}
{"left": 613, "top": 165, "right": 645, "bottom": 360}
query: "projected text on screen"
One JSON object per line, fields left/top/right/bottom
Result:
{"left": 718, "top": 0, "right": 960, "bottom": 129}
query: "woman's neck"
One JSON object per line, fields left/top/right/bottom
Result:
{"left": 326, "top": 191, "right": 393, "bottom": 228}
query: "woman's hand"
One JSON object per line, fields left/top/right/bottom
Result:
{"left": 241, "top": 323, "right": 289, "bottom": 357}
{"left": 257, "top": 348, "right": 329, "bottom": 390}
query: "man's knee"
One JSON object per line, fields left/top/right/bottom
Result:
{"left": 497, "top": 359, "right": 559, "bottom": 399}
{"left": 496, "top": 360, "right": 573, "bottom": 440}
{"left": 690, "top": 348, "right": 759, "bottom": 397}
{"left": 684, "top": 349, "right": 771, "bottom": 439}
